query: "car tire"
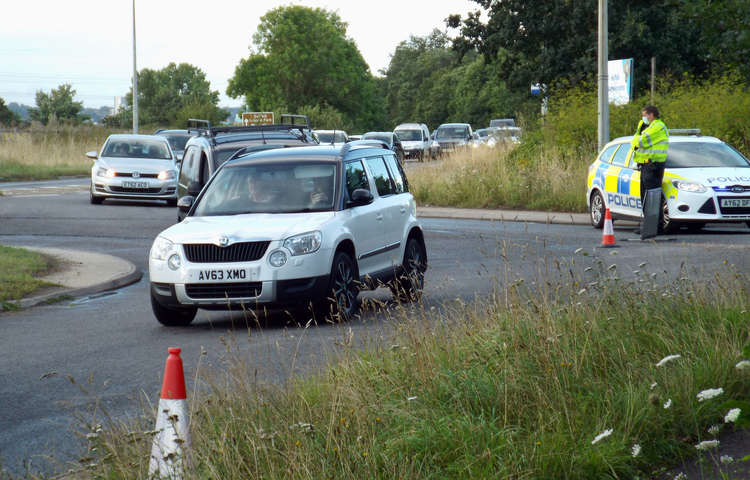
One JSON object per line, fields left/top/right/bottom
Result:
{"left": 318, "top": 251, "right": 359, "bottom": 321}
{"left": 590, "top": 191, "right": 605, "bottom": 229}
{"left": 151, "top": 292, "right": 196, "bottom": 327}
{"left": 90, "top": 191, "right": 103, "bottom": 205}
{"left": 659, "top": 196, "right": 677, "bottom": 234}
{"left": 391, "top": 236, "right": 427, "bottom": 302}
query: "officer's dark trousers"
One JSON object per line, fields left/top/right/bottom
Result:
{"left": 639, "top": 161, "right": 666, "bottom": 205}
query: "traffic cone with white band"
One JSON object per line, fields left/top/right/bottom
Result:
{"left": 149, "top": 347, "right": 190, "bottom": 479}
{"left": 600, "top": 208, "right": 617, "bottom": 247}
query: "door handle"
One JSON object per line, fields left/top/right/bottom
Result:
{"left": 376, "top": 213, "right": 383, "bottom": 221}
{"left": 400, "top": 207, "right": 406, "bottom": 214}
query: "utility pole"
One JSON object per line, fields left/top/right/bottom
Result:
{"left": 597, "top": 0, "right": 609, "bottom": 151}
{"left": 132, "top": 0, "right": 139, "bottom": 134}
{"left": 650, "top": 57, "right": 655, "bottom": 104}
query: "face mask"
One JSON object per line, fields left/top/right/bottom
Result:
{"left": 642, "top": 116, "right": 650, "bottom": 125}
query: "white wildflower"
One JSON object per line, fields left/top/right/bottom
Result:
{"left": 735, "top": 360, "right": 750, "bottom": 371}
{"left": 591, "top": 428, "right": 613, "bottom": 445}
{"left": 708, "top": 425, "right": 721, "bottom": 436}
{"left": 407, "top": 396, "right": 418, "bottom": 401}
{"left": 631, "top": 443, "right": 641, "bottom": 458}
{"left": 695, "top": 440, "right": 720, "bottom": 450}
{"left": 650, "top": 382, "right": 658, "bottom": 390}
{"left": 663, "top": 399, "right": 673, "bottom": 409}
{"left": 724, "top": 408, "right": 741, "bottom": 423}
{"left": 574, "top": 248, "right": 583, "bottom": 254}
{"left": 720, "top": 455, "right": 734, "bottom": 465}
{"left": 577, "top": 288, "right": 586, "bottom": 295}
{"left": 673, "top": 473, "right": 687, "bottom": 480}
{"left": 697, "top": 388, "right": 724, "bottom": 402}
{"left": 656, "top": 354, "right": 681, "bottom": 367}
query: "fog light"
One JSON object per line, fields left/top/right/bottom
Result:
{"left": 167, "top": 254, "right": 181, "bottom": 270}
{"left": 269, "top": 250, "right": 287, "bottom": 267}
{"left": 678, "top": 204, "right": 690, "bottom": 212}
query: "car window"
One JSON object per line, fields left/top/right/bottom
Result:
{"left": 666, "top": 142, "right": 750, "bottom": 168}
{"left": 436, "top": 127, "right": 469, "bottom": 139}
{"left": 395, "top": 129, "right": 422, "bottom": 141}
{"left": 383, "top": 154, "right": 406, "bottom": 193}
{"left": 345, "top": 160, "right": 369, "bottom": 198}
{"left": 365, "top": 156, "right": 395, "bottom": 196}
{"left": 199, "top": 154, "right": 210, "bottom": 185}
{"left": 611, "top": 144, "right": 630, "bottom": 166}
{"left": 102, "top": 138, "right": 171, "bottom": 159}
{"left": 179, "top": 146, "right": 198, "bottom": 186}
{"left": 598, "top": 144, "right": 618, "bottom": 164}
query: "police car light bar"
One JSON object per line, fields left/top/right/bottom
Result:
{"left": 670, "top": 129, "right": 701, "bottom": 136}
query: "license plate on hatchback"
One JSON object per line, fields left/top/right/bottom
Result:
{"left": 720, "top": 198, "right": 750, "bottom": 208}
{"left": 123, "top": 181, "right": 149, "bottom": 189}
{"left": 192, "top": 267, "right": 259, "bottom": 282}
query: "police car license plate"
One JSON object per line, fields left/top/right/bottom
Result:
{"left": 720, "top": 198, "right": 750, "bottom": 208}
{"left": 123, "top": 181, "right": 148, "bottom": 188}
{"left": 192, "top": 267, "right": 259, "bottom": 282}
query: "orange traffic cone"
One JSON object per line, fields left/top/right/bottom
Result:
{"left": 600, "top": 208, "right": 617, "bottom": 248}
{"left": 149, "top": 348, "right": 190, "bottom": 479}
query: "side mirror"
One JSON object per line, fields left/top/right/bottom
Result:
{"left": 177, "top": 196, "right": 194, "bottom": 212}
{"left": 348, "top": 188, "right": 374, "bottom": 207}
{"left": 187, "top": 181, "right": 202, "bottom": 197}
{"left": 86, "top": 151, "right": 98, "bottom": 160}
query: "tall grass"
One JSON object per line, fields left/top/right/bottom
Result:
{"left": 0, "top": 123, "right": 121, "bottom": 181}
{"left": 410, "top": 145, "right": 588, "bottom": 212}
{"left": 80, "top": 267, "right": 750, "bottom": 479}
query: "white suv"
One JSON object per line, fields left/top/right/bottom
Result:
{"left": 148, "top": 142, "right": 427, "bottom": 326}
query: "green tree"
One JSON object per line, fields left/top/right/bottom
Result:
{"left": 227, "top": 5, "right": 385, "bottom": 131}
{"left": 118, "top": 62, "right": 227, "bottom": 127}
{"left": 448, "top": 1, "right": 708, "bottom": 95}
{"left": 0, "top": 97, "right": 21, "bottom": 126}
{"left": 28, "top": 84, "right": 88, "bottom": 125}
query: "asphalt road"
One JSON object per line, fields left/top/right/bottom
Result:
{"left": 1, "top": 180, "right": 749, "bottom": 477}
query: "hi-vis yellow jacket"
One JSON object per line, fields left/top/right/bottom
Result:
{"left": 631, "top": 118, "right": 669, "bottom": 164}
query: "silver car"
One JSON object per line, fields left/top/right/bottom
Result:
{"left": 88, "top": 134, "right": 179, "bottom": 206}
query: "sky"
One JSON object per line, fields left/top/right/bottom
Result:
{"left": 0, "top": 0, "right": 481, "bottom": 109}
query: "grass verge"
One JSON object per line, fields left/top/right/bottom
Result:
{"left": 0, "top": 125, "right": 117, "bottom": 181}
{"left": 409, "top": 144, "right": 588, "bottom": 212}
{"left": 0, "top": 245, "right": 56, "bottom": 303}
{"left": 81, "top": 269, "right": 750, "bottom": 479}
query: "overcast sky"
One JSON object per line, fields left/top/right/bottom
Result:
{"left": 0, "top": 0, "right": 480, "bottom": 108}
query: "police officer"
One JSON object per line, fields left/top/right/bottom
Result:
{"left": 631, "top": 105, "right": 669, "bottom": 235}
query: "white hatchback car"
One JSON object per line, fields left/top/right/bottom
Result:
{"left": 89, "top": 134, "right": 178, "bottom": 205}
{"left": 148, "top": 142, "right": 427, "bottom": 326}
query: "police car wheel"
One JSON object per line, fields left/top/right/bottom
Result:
{"left": 590, "top": 191, "right": 605, "bottom": 229}
{"left": 659, "top": 197, "right": 677, "bottom": 234}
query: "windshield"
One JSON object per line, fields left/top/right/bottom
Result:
{"left": 666, "top": 142, "right": 750, "bottom": 168}
{"left": 395, "top": 129, "right": 421, "bottom": 141}
{"left": 194, "top": 162, "right": 337, "bottom": 216}
{"left": 436, "top": 127, "right": 469, "bottom": 140}
{"left": 316, "top": 132, "right": 334, "bottom": 143}
{"left": 162, "top": 134, "right": 190, "bottom": 151}
{"left": 363, "top": 133, "right": 391, "bottom": 143}
{"left": 103, "top": 139, "right": 171, "bottom": 159}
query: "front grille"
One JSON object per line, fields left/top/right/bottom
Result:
{"left": 717, "top": 196, "right": 750, "bottom": 215}
{"left": 698, "top": 198, "right": 716, "bottom": 214}
{"left": 109, "top": 186, "right": 162, "bottom": 194}
{"left": 114, "top": 172, "right": 159, "bottom": 178}
{"left": 185, "top": 282, "right": 262, "bottom": 299}
{"left": 183, "top": 242, "right": 270, "bottom": 263}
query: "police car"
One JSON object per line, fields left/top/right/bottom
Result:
{"left": 587, "top": 130, "right": 750, "bottom": 232}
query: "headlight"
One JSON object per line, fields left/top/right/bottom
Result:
{"left": 150, "top": 236, "right": 175, "bottom": 260}
{"left": 672, "top": 180, "right": 707, "bottom": 193}
{"left": 167, "top": 253, "right": 181, "bottom": 270}
{"left": 97, "top": 167, "right": 116, "bottom": 178}
{"left": 283, "top": 231, "right": 322, "bottom": 256}
{"left": 158, "top": 170, "right": 176, "bottom": 181}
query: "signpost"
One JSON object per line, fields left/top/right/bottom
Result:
{"left": 608, "top": 58, "right": 634, "bottom": 105}
{"left": 241, "top": 112, "right": 274, "bottom": 126}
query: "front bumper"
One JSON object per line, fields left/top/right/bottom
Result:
{"left": 149, "top": 243, "right": 334, "bottom": 308}
{"left": 92, "top": 176, "right": 177, "bottom": 200}
{"left": 667, "top": 190, "right": 750, "bottom": 223}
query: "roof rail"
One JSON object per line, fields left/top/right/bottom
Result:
{"left": 670, "top": 128, "right": 701, "bottom": 136}
{"left": 338, "top": 139, "right": 390, "bottom": 158}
